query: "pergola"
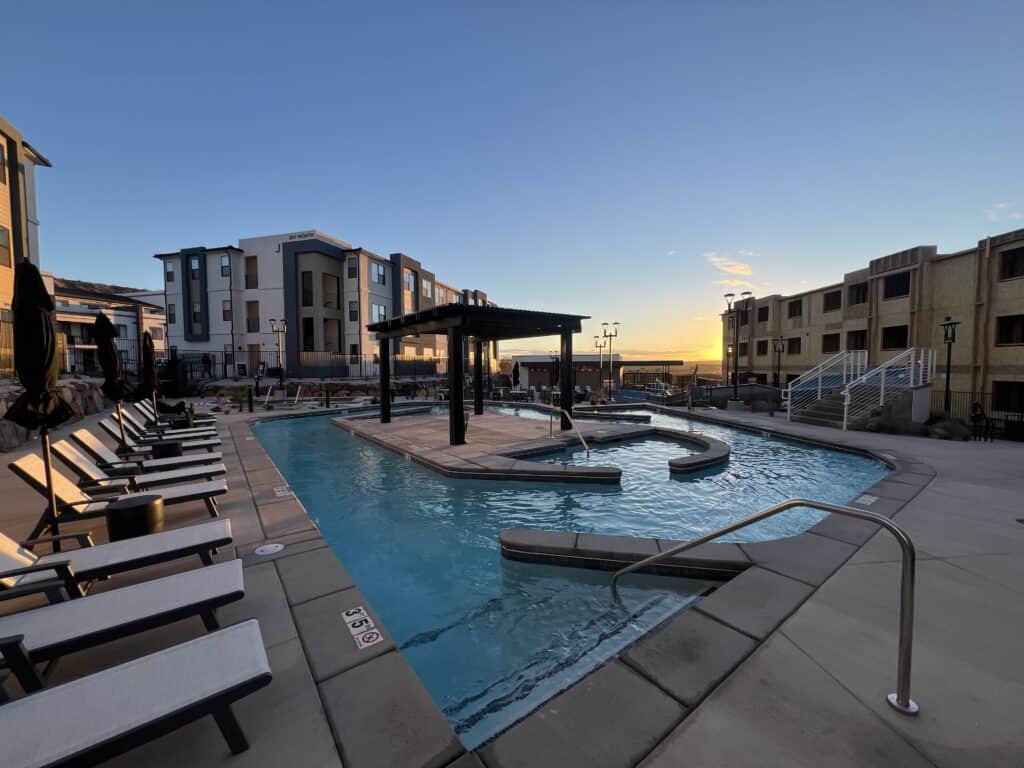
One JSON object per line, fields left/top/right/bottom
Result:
{"left": 367, "top": 305, "right": 589, "bottom": 445}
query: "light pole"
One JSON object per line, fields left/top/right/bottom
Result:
{"left": 269, "top": 319, "right": 287, "bottom": 384}
{"left": 601, "top": 321, "right": 620, "bottom": 399}
{"left": 594, "top": 335, "right": 607, "bottom": 399}
{"left": 773, "top": 336, "right": 786, "bottom": 389}
{"left": 724, "top": 292, "right": 751, "bottom": 400}
{"left": 940, "top": 316, "right": 960, "bottom": 414}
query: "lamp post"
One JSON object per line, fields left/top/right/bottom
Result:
{"left": 601, "top": 321, "right": 620, "bottom": 399}
{"left": 594, "top": 335, "right": 607, "bottom": 399}
{"left": 269, "top": 318, "right": 287, "bottom": 384}
{"left": 724, "top": 292, "right": 751, "bottom": 400}
{"left": 773, "top": 336, "right": 786, "bottom": 389}
{"left": 940, "top": 316, "right": 960, "bottom": 414}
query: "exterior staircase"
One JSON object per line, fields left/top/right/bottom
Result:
{"left": 789, "top": 391, "right": 847, "bottom": 428}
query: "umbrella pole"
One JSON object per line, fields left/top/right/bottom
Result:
{"left": 39, "top": 425, "right": 61, "bottom": 552}
{"left": 115, "top": 401, "right": 129, "bottom": 453}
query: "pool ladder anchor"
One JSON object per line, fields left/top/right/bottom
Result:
{"left": 610, "top": 498, "right": 920, "bottom": 716}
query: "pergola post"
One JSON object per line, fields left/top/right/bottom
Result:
{"left": 473, "top": 339, "right": 484, "bottom": 416}
{"left": 560, "top": 331, "right": 573, "bottom": 430}
{"left": 379, "top": 337, "right": 391, "bottom": 424}
{"left": 448, "top": 328, "right": 465, "bottom": 445}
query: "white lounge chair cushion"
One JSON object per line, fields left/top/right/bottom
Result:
{"left": 0, "top": 534, "right": 37, "bottom": 588}
{"left": 0, "top": 560, "right": 243, "bottom": 655}
{"left": 1, "top": 619, "right": 270, "bottom": 768}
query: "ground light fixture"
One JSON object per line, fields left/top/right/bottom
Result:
{"left": 940, "top": 316, "right": 960, "bottom": 414}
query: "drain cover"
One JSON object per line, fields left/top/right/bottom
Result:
{"left": 254, "top": 543, "right": 285, "bottom": 556}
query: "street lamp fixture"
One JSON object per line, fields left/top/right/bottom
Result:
{"left": 601, "top": 322, "right": 620, "bottom": 399}
{"left": 773, "top": 336, "right": 786, "bottom": 389}
{"left": 269, "top": 318, "right": 287, "bottom": 383}
{"left": 940, "top": 316, "right": 960, "bottom": 414}
{"left": 594, "top": 335, "right": 607, "bottom": 400}
{"left": 724, "top": 292, "right": 751, "bottom": 400}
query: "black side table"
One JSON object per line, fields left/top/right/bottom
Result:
{"left": 105, "top": 494, "right": 165, "bottom": 541}
{"left": 150, "top": 440, "right": 183, "bottom": 459}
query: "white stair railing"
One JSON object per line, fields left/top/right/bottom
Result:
{"left": 786, "top": 350, "right": 868, "bottom": 421}
{"left": 842, "top": 348, "right": 935, "bottom": 430}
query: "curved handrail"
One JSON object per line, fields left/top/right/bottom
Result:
{"left": 611, "top": 498, "right": 919, "bottom": 716}
{"left": 546, "top": 406, "right": 590, "bottom": 457}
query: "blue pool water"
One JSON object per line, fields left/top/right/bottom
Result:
{"left": 254, "top": 410, "right": 886, "bottom": 747}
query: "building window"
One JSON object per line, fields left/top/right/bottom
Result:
{"left": 223, "top": 344, "right": 234, "bottom": 365}
{"left": 756, "top": 339, "right": 769, "bottom": 356}
{"left": 150, "top": 327, "right": 164, "bottom": 340}
{"left": 738, "top": 342, "right": 748, "bottom": 356}
{"left": 165, "top": 262, "right": 174, "bottom": 283}
{"left": 371, "top": 303, "right": 387, "bottom": 323}
{"left": 190, "top": 257, "right": 201, "bottom": 280}
{"left": 787, "top": 299, "right": 803, "bottom": 318}
{"left": 246, "top": 301, "right": 260, "bottom": 333}
{"left": 882, "top": 324, "right": 908, "bottom": 349}
{"left": 370, "top": 262, "right": 387, "bottom": 285}
{"left": 245, "top": 256, "right": 259, "bottom": 289}
{"left": 301, "top": 270, "right": 313, "bottom": 307}
{"left": 787, "top": 337, "right": 801, "bottom": 355}
{"left": 883, "top": 271, "right": 910, "bottom": 299}
{"left": 350, "top": 343, "right": 359, "bottom": 359}
{"left": 167, "top": 304, "right": 176, "bottom": 324}
{"left": 821, "top": 333, "right": 841, "bottom": 354}
{"left": 738, "top": 308, "right": 749, "bottom": 326}
{"left": 348, "top": 260, "right": 357, "bottom": 279}
{"left": 996, "top": 315, "right": 1024, "bottom": 345}
{"left": 848, "top": 282, "right": 868, "bottom": 305}
{"left": 403, "top": 269, "right": 415, "bottom": 293}
{"left": 999, "top": 247, "right": 1024, "bottom": 281}
{"left": 191, "top": 303, "right": 202, "bottom": 322}
{"left": 823, "top": 290, "right": 842, "bottom": 313}
{"left": 220, "top": 254, "right": 231, "bottom": 277}
{"left": 422, "top": 280, "right": 433, "bottom": 299}
{"left": 993, "top": 381, "right": 1024, "bottom": 412}
{"left": 0, "top": 226, "right": 10, "bottom": 267}
{"left": 757, "top": 305, "right": 769, "bottom": 323}
{"left": 847, "top": 329, "right": 867, "bottom": 351}
{"left": 113, "top": 324, "right": 126, "bottom": 338}
{"left": 322, "top": 274, "right": 339, "bottom": 309}
{"left": 349, "top": 300, "right": 358, "bottom": 322}
{"left": 222, "top": 299, "right": 232, "bottom": 322}
{"left": 0, "top": 144, "right": 5, "bottom": 184}
{"left": 302, "top": 317, "right": 314, "bottom": 352}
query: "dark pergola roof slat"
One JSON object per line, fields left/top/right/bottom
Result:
{"left": 367, "top": 304, "right": 589, "bottom": 341}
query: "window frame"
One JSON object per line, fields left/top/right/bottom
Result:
{"left": 371, "top": 303, "right": 387, "bottom": 323}
{"left": 244, "top": 256, "right": 259, "bottom": 289}
{"left": 999, "top": 247, "right": 1024, "bottom": 281}
{"left": 995, "top": 315, "right": 1024, "bottom": 346}
{"left": 220, "top": 254, "right": 231, "bottom": 277}
{"left": 222, "top": 299, "right": 232, "bottom": 322}
{"left": 348, "top": 261, "right": 357, "bottom": 279}
{"left": 786, "top": 337, "right": 801, "bottom": 355}
{"left": 757, "top": 305, "right": 769, "bottom": 323}
{"left": 821, "top": 332, "right": 841, "bottom": 354}
{"left": 348, "top": 300, "right": 358, "bottom": 322}
{"left": 189, "top": 257, "right": 201, "bottom": 280}
{"left": 165, "top": 262, "right": 175, "bottom": 283}
{"left": 993, "top": 381, "right": 1024, "bottom": 413}
{"left": 881, "top": 324, "right": 909, "bottom": 350}
{"left": 846, "top": 329, "right": 867, "bottom": 351}
{"left": 370, "top": 262, "right": 387, "bottom": 285}
{"left": 300, "top": 270, "right": 314, "bottom": 307}
{"left": 167, "top": 304, "right": 176, "bottom": 324}
{"left": 822, "top": 290, "right": 842, "bottom": 313}
{"left": 883, "top": 271, "right": 911, "bottom": 300}
{"left": 246, "top": 300, "right": 260, "bottom": 333}
{"left": 756, "top": 339, "right": 769, "bottom": 356}
{"left": 0, "top": 225, "right": 10, "bottom": 267}
{"left": 787, "top": 299, "right": 803, "bottom": 318}
{"left": 848, "top": 282, "right": 868, "bottom": 305}
{"left": 0, "top": 143, "right": 6, "bottom": 185}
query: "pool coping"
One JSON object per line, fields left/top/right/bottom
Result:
{"left": 331, "top": 413, "right": 731, "bottom": 482}
{"left": 238, "top": 403, "right": 936, "bottom": 768}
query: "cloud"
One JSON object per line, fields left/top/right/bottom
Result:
{"left": 705, "top": 252, "right": 753, "bottom": 275}
{"left": 986, "top": 202, "right": 1024, "bottom": 222}
{"left": 667, "top": 249, "right": 678, "bottom": 256}
{"left": 714, "top": 278, "right": 755, "bottom": 287}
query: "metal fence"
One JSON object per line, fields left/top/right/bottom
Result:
{"left": 931, "top": 389, "right": 1024, "bottom": 434}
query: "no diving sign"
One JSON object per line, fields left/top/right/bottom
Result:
{"left": 342, "top": 605, "right": 384, "bottom": 649}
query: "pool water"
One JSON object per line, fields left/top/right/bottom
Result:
{"left": 254, "top": 410, "right": 885, "bottom": 747}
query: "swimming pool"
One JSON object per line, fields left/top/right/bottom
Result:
{"left": 254, "top": 410, "right": 886, "bottom": 747}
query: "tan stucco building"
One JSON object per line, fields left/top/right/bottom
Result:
{"left": 721, "top": 227, "right": 1024, "bottom": 414}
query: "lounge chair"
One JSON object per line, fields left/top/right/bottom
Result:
{"left": 137, "top": 399, "right": 215, "bottom": 423}
{"left": 9, "top": 454, "right": 227, "bottom": 541}
{"left": 0, "top": 519, "right": 232, "bottom": 599}
{"left": 133, "top": 401, "right": 216, "bottom": 429}
{"left": 0, "top": 619, "right": 272, "bottom": 764}
{"left": 0, "top": 559, "right": 244, "bottom": 693}
{"left": 52, "top": 439, "right": 227, "bottom": 491}
{"left": 115, "top": 410, "right": 218, "bottom": 440}
{"left": 70, "top": 429, "right": 224, "bottom": 473}
{"left": 99, "top": 418, "right": 220, "bottom": 453}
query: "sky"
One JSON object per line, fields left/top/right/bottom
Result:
{"left": 6, "top": 1, "right": 1024, "bottom": 362}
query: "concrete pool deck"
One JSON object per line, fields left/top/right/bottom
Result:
{"left": 332, "top": 409, "right": 730, "bottom": 481}
{"left": 0, "top": 402, "right": 1022, "bottom": 766}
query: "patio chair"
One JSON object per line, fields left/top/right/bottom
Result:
{"left": 137, "top": 398, "right": 215, "bottom": 423}
{"left": 0, "top": 619, "right": 272, "bottom": 764}
{"left": 0, "top": 518, "right": 232, "bottom": 600}
{"left": 52, "top": 440, "right": 227, "bottom": 492}
{"left": 115, "top": 410, "right": 218, "bottom": 440}
{"left": 9, "top": 454, "right": 227, "bottom": 542}
{"left": 99, "top": 418, "right": 221, "bottom": 454}
{"left": 0, "top": 559, "right": 244, "bottom": 693}
{"left": 133, "top": 401, "right": 216, "bottom": 428}
{"left": 70, "top": 429, "right": 224, "bottom": 473}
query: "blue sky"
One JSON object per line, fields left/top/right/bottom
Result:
{"left": 6, "top": 1, "right": 1023, "bottom": 359}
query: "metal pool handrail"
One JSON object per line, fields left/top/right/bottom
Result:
{"left": 544, "top": 406, "right": 590, "bottom": 457}
{"left": 610, "top": 498, "right": 920, "bottom": 716}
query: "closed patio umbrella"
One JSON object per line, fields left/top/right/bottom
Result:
{"left": 94, "top": 313, "right": 132, "bottom": 451}
{"left": 512, "top": 361, "right": 520, "bottom": 390}
{"left": 3, "top": 261, "right": 74, "bottom": 547}
{"left": 133, "top": 331, "right": 159, "bottom": 416}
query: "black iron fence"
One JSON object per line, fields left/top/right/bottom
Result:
{"left": 931, "top": 389, "right": 1024, "bottom": 434}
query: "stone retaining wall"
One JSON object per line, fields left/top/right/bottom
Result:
{"left": 0, "top": 378, "right": 108, "bottom": 452}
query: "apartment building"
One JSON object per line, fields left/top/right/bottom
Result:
{"left": 1, "top": 115, "right": 51, "bottom": 313}
{"left": 721, "top": 226, "right": 1024, "bottom": 412}
{"left": 155, "top": 229, "right": 494, "bottom": 378}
